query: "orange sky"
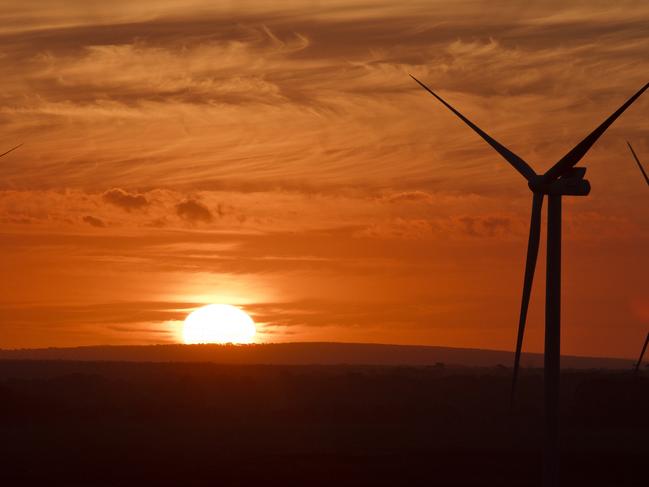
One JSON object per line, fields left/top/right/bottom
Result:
{"left": 0, "top": 0, "right": 647, "bottom": 358}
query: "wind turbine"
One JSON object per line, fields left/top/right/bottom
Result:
{"left": 0, "top": 144, "right": 22, "bottom": 159}
{"left": 626, "top": 141, "right": 649, "bottom": 186}
{"left": 626, "top": 145, "right": 648, "bottom": 374}
{"left": 410, "top": 75, "right": 648, "bottom": 487}
{"left": 634, "top": 332, "right": 649, "bottom": 374}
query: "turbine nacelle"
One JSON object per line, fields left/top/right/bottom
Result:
{"left": 528, "top": 168, "right": 590, "bottom": 196}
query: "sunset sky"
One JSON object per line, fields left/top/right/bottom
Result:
{"left": 1, "top": 0, "right": 647, "bottom": 358}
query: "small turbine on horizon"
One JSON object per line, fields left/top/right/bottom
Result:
{"left": 0, "top": 143, "right": 22, "bottom": 159}
{"left": 626, "top": 141, "right": 649, "bottom": 187}
{"left": 411, "top": 75, "right": 648, "bottom": 487}
{"left": 634, "top": 332, "right": 649, "bottom": 374}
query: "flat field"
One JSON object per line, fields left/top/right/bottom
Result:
{"left": 0, "top": 361, "right": 646, "bottom": 486}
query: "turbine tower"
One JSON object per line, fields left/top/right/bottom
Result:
{"left": 411, "top": 75, "right": 648, "bottom": 487}
{"left": 626, "top": 141, "right": 649, "bottom": 186}
{"left": 634, "top": 332, "right": 649, "bottom": 374}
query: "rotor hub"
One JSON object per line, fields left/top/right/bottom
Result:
{"left": 528, "top": 168, "right": 591, "bottom": 196}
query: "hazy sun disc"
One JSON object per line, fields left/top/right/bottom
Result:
{"left": 183, "top": 304, "right": 256, "bottom": 344}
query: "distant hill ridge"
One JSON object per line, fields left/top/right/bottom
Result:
{"left": 0, "top": 342, "right": 634, "bottom": 369}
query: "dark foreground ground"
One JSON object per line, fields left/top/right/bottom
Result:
{"left": 0, "top": 361, "right": 646, "bottom": 486}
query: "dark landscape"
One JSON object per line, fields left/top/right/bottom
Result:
{"left": 1, "top": 346, "right": 647, "bottom": 486}
{"left": 0, "top": 342, "right": 637, "bottom": 369}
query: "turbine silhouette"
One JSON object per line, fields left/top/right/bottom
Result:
{"left": 624, "top": 144, "right": 647, "bottom": 376}
{"left": 626, "top": 141, "right": 649, "bottom": 186}
{"left": 0, "top": 144, "right": 22, "bottom": 159}
{"left": 634, "top": 332, "right": 649, "bottom": 374}
{"left": 411, "top": 75, "right": 648, "bottom": 487}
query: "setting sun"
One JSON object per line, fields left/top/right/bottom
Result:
{"left": 182, "top": 304, "right": 256, "bottom": 344}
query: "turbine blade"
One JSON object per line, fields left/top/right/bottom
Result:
{"left": 510, "top": 192, "right": 544, "bottom": 408}
{"left": 410, "top": 75, "right": 537, "bottom": 181}
{"left": 626, "top": 142, "right": 649, "bottom": 187}
{"left": 634, "top": 331, "right": 649, "bottom": 374}
{"left": 542, "top": 81, "right": 649, "bottom": 183}
{"left": 0, "top": 143, "right": 22, "bottom": 159}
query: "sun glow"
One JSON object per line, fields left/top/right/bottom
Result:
{"left": 182, "top": 304, "right": 256, "bottom": 344}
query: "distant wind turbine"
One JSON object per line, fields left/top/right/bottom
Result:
{"left": 626, "top": 141, "right": 649, "bottom": 186}
{"left": 411, "top": 75, "right": 648, "bottom": 487}
{"left": 0, "top": 144, "right": 22, "bottom": 159}
{"left": 626, "top": 145, "right": 648, "bottom": 375}
{"left": 634, "top": 332, "right": 649, "bottom": 374}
